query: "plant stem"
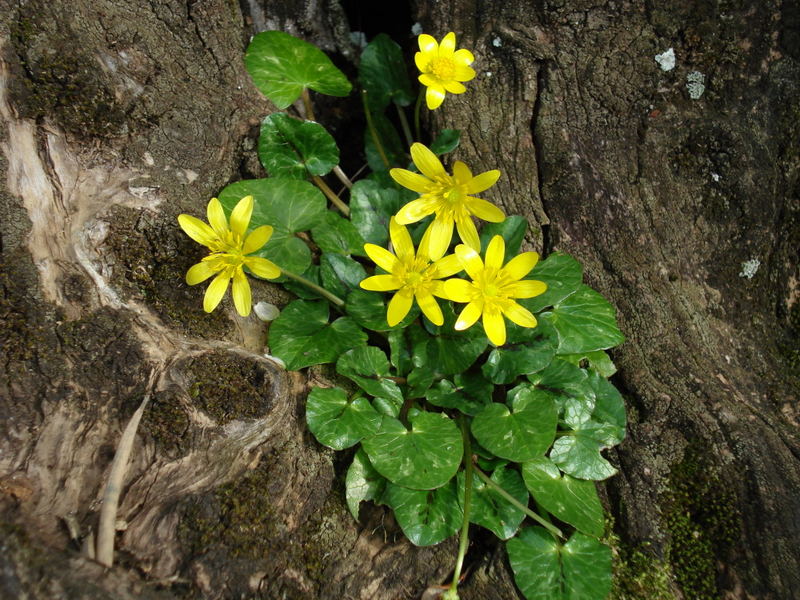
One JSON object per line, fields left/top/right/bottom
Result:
{"left": 280, "top": 268, "right": 345, "bottom": 307}
{"left": 332, "top": 165, "right": 353, "bottom": 190}
{"left": 362, "top": 89, "right": 390, "bottom": 168}
{"left": 312, "top": 175, "right": 350, "bottom": 216}
{"left": 450, "top": 416, "right": 474, "bottom": 596}
{"left": 413, "top": 88, "right": 424, "bottom": 143}
{"left": 302, "top": 87, "right": 316, "bottom": 122}
{"left": 472, "top": 466, "right": 564, "bottom": 539}
{"left": 396, "top": 103, "right": 414, "bottom": 146}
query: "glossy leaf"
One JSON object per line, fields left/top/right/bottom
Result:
{"left": 245, "top": 31, "right": 351, "bottom": 108}
{"left": 268, "top": 299, "right": 366, "bottom": 369}
{"left": 522, "top": 252, "right": 583, "bottom": 313}
{"left": 362, "top": 412, "right": 462, "bottom": 490}
{"left": 365, "top": 111, "right": 405, "bottom": 171}
{"left": 387, "top": 328, "right": 412, "bottom": 376}
{"left": 482, "top": 318, "right": 558, "bottom": 384}
{"left": 346, "top": 449, "right": 386, "bottom": 519}
{"left": 345, "top": 288, "right": 420, "bottom": 332}
{"left": 306, "top": 387, "right": 381, "bottom": 450}
{"left": 461, "top": 466, "right": 527, "bottom": 540}
{"left": 311, "top": 211, "right": 367, "bottom": 256}
{"left": 429, "top": 129, "right": 461, "bottom": 155}
{"left": 350, "top": 179, "right": 404, "bottom": 245}
{"left": 359, "top": 33, "right": 414, "bottom": 110}
{"left": 480, "top": 216, "right": 528, "bottom": 256}
{"left": 337, "top": 346, "right": 403, "bottom": 403}
{"left": 521, "top": 457, "right": 604, "bottom": 537}
{"left": 385, "top": 479, "right": 462, "bottom": 546}
{"left": 258, "top": 113, "right": 339, "bottom": 178}
{"left": 412, "top": 310, "right": 488, "bottom": 377}
{"left": 559, "top": 350, "right": 617, "bottom": 378}
{"left": 561, "top": 532, "right": 613, "bottom": 599}
{"left": 425, "top": 372, "right": 493, "bottom": 416}
{"left": 471, "top": 388, "right": 558, "bottom": 462}
{"left": 546, "top": 285, "right": 625, "bottom": 354}
{"left": 320, "top": 253, "right": 366, "bottom": 299}
{"left": 549, "top": 423, "right": 620, "bottom": 481}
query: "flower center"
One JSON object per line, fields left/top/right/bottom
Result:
{"left": 430, "top": 57, "right": 456, "bottom": 81}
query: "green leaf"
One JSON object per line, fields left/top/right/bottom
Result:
{"left": 268, "top": 300, "right": 367, "bottom": 369}
{"left": 245, "top": 31, "right": 351, "bottom": 109}
{"left": 406, "top": 367, "right": 436, "bottom": 398}
{"left": 471, "top": 388, "right": 558, "bottom": 462}
{"left": 559, "top": 350, "right": 617, "bottom": 378}
{"left": 350, "top": 179, "right": 404, "bottom": 245}
{"left": 412, "top": 309, "right": 488, "bottom": 377}
{"left": 545, "top": 285, "right": 625, "bottom": 354}
{"left": 429, "top": 129, "right": 461, "bottom": 155}
{"left": 462, "top": 466, "right": 528, "bottom": 540}
{"left": 359, "top": 34, "right": 414, "bottom": 110}
{"left": 425, "top": 372, "right": 493, "bottom": 416}
{"left": 388, "top": 329, "right": 412, "bottom": 376}
{"left": 346, "top": 449, "right": 386, "bottom": 520}
{"left": 521, "top": 457, "right": 604, "bottom": 537}
{"left": 482, "top": 318, "right": 558, "bottom": 385}
{"left": 549, "top": 423, "right": 619, "bottom": 481}
{"left": 507, "top": 528, "right": 612, "bottom": 600}
{"left": 385, "top": 479, "right": 462, "bottom": 546}
{"left": 320, "top": 253, "right": 366, "bottom": 299}
{"left": 365, "top": 111, "right": 405, "bottom": 172}
{"left": 529, "top": 358, "right": 588, "bottom": 400}
{"left": 522, "top": 252, "right": 583, "bottom": 313}
{"left": 345, "top": 288, "right": 419, "bottom": 332}
{"left": 311, "top": 211, "right": 367, "bottom": 256}
{"left": 480, "top": 216, "right": 528, "bottom": 256}
{"left": 372, "top": 397, "right": 402, "bottom": 419}
{"left": 337, "top": 346, "right": 403, "bottom": 403}
{"left": 362, "top": 412, "right": 462, "bottom": 490}
{"left": 258, "top": 113, "right": 339, "bottom": 179}
{"left": 218, "top": 178, "right": 327, "bottom": 273}
{"left": 306, "top": 387, "right": 381, "bottom": 450}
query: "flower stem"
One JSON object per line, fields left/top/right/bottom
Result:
{"left": 280, "top": 268, "right": 345, "bottom": 308}
{"left": 332, "top": 165, "right": 353, "bottom": 190}
{"left": 413, "top": 88, "right": 424, "bottom": 142}
{"left": 450, "top": 416, "right": 474, "bottom": 597}
{"left": 362, "top": 89, "right": 390, "bottom": 168}
{"left": 472, "top": 466, "right": 564, "bottom": 539}
{"left": 312, "top": 175, "right": 350, "bottom": 216}
{"left": 396, "top": 103, "right": 414, "bottom": 146}
{"left": 302, "top": 87, "right": 316, "bottom": 122}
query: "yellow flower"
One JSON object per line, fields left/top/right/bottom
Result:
{"left": 360, "top": 218, "right": 463, "bottom": 326}
{"left": 390, "top": 142, "right": 504, "bottom": 260}
{"left": 415, "top": 32, "right": 476, "bottom": 109}
{"left": 178, "top": 195, "right": 280, "bottom": 317}
{"left": 443, "top": 235, "right": 547, "bottom": 346}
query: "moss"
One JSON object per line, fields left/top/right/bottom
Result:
{"left": 661, "top": 445, "right": 741, "bottom": 600}
{"left": 140, "top": 390, "right": 190, "bottom": 456}
{"left": 610, "top": 539, "right": 674, "bottom": 600}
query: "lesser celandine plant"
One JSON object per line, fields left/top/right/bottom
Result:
{"left": 178, "top": 28, "right": 626, "bottom": 600}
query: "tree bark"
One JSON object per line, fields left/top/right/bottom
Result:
{"left": 1, "top": 1, "right": 798, "bottom": 599}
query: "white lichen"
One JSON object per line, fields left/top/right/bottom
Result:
{"left": 411, "top": 22, "right": 423, "bottom": 36}
{"left": 739, "top": 258, "right": 760, "bottom": 279}
{"left": 349, "top": 31, "right": 367, "bottom": 49}
{"left": 655, "top": 48, "right": 676, "bottom": 71}
{"left": 492, "top": 36, "right": 503, "bottom": 48}
{"left": 686, "top": 71, "right": 706, "bottom": 99}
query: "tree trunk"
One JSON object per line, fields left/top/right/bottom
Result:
{"left": 1, "top": 1, "right": 797, "bottom": 599}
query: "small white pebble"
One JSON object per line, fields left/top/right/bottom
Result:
{"left": 254, "top": 301, "right": 280, "bottom": 322}
{"left": 686, "top": 71, "right": 706, "bottom": 99}
{"left": 711, "top": 172, "right": 720, "bottom": 182}
{"left": 492, "top": 36, "right": 502, "bottom": 47}
{"left": 484, "top": 71, "right": 492, "bottom": 77}
{"left": 411, "top": 22, "right": 423, "bottom": 36}
{"left": 655, "top": 48, "right": 676, "bottom": 71}
{"left": 739, "top": 258, "right": 760, "bottom": 279}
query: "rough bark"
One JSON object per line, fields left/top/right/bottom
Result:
{"left": 1, "top": 0, "right": 798, "bottom": 599}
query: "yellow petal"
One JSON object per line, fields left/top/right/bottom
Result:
{"left": 455, "top": 216, "right": 481, "bottom": 252}
{"left": 466, "top": 197, "right": 505, "bottom": 222}
{"left": 506, "top": 279, "right": 547, "bottom": 299}
{"left": 364, "top": 244, "right": 400, "bottom": 273}
{"left": 419, "top": 73, "right": 441, "bottom": 89}
{"left": 387, "top": 292, "right": 413, "bottom": 326}
{"left": 244, "top": 256, "right": 281, "bottom": 279}
{"left": 186, "top": 261, "right": 217, "bottom": 285}
{"left": 485, "top": 235, "right": 506, "bottom": 271}
{"left": 454, "top": 64, "right": 476, "bottom": 81}
{"left": 231, "top": 269, "right": 252, "bottom": 317}
{"left": 360, "top": 274, "right": 400, "bottom": 292}
{"left": 502, "top": 251, "right": 539, "bottom": 281}
{"left": 455, "top": 244, "right": 484, "bottom": 280}
{"left": 466, "top": 170, "right": 501, "bottom": 194}
{"left": 483, "top": 308, "right": 507, "bottom": 346}
{"left": 455, "top": 300, "right": 483, "bottom": 330}
{"left": 426, "top": 85, "right": 446, "bottom": 110}
{"left": 417, "top": 292, "right": 444, "bottom": 326}
{"left": 389, "top": 218, "right": 415, "bottom": 260}
{"left": 390, "top": 168, "right": 433, "bottom": 193}
{"left": 431, "top": 254, "right": 464, "bottom": 278}
{"left": 503, "top": 302, "right": 538, "bottom": 328}
{"left": 443, "top": 80, "right": 467, "bottom": 94}
{"left": 411, "top": 143, "right": 446, "bottom": 180}
{"left": 453, "top": 48, "right": 475, "bottom": 67}
{"left": 426, "top": 216, "right": 454, "bottom": 261}
{"left": 440, "top": 32, "right": 456, "bottom": 55}
{"left": 204, "top": 271, "right": 230, "bottom": 313}
{"left": 242, "top": 225, "right": 273, "bottom": 255}
{"left": 415, "top": 51, "right": 429, "bottom": 72}
{"left": 396, "top": 197, "right": 439, "bottom": 224}
{"left": 207, "top": 198, "right": 229, "bottom": 238}
{"left": 178, "top": 214, "right": 218, "bottom": 247}
{"left": 444, "top": 278, "right": 474, "bottom": 302}
{"left": 452, "top": 161, "right": 473, "bottom": 184}
{"left": 230, "top": 195, "right": 253, "bottom": 237}
{"left": 418, "top": 34, "right": 438, "bottom": 53}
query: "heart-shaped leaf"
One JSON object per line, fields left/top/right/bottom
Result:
{"left": 346, "top": 449, "right": 386, "bottom": 520}
{"left": 305, "top": 387, "right": 381, "bottom": 450}
{"left": 336, "top": 346, "right": 403, "bottom": 403}
{"left": 482, "top": 318, "right": 558, "bottom": 384}
{"left": 558, "top": 350, "right": 617, "bottom": 378}
{"left": 320, "top": 253, "right": 366, "bottom": 299}
{"left": 522, "top": 252, "right": 583, "bottom": 313}
{"left": 350, "top": 179, "right": 405, "bottom": 245}
{"left": 521, "top": 457, "right": 604, "bottom": 537}
{"left": 245, "top": 31, "right": 351, "bottom": 109}
{"left": 258, "top": 113, "right": 339, "bottom": 178}
{"left": 362, "top": 412, "right": 462, "bottom": 490}
{"left": 311, "top": 211, "right": 367, "bottom": 256}
{"left": 425, "top": 372, "right": 493, "bottom": 416}
{"left": 429, "top": 129, "right": 461, "bottom": 155}
{"left": 545, "top": 285, "right": 625, "bottom": 354}
{"left": 359, "top": 33, "right": 414, "bottom": 110}
{"left": 345, "top": 289, "right": 420, "bottom": 332}
{"left": 549, "top": 423, "right": 619, "bottom": 481}
{"left": 479, "top": 216, "right": 528, "bottom": 256}
{"left": 385, "top": 479, "right": 462, "bottom": 546}
{"left": 461, "top": 465, "right": 528, "bottom": 540}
